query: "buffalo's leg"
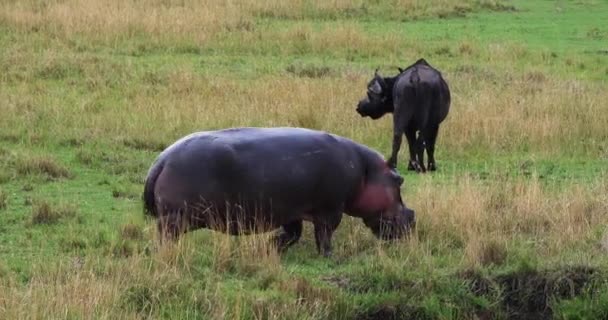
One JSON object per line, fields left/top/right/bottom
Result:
{"left": 404, "top": 126, "right": 418, "bottom": 171}
{"left": 313, "top": 213, "right": 342, "bottom": 257}
{"left": 274, "top": 220, "right": 303, "bottom": 253}
{"left": 425, "top": 124, "right": 440, "bottom": 171}
{"left": 388, "top": 130, "right": 403, "bottom": 169}
{"left": 415, "top": 132, "right": 427, "bottom": 173}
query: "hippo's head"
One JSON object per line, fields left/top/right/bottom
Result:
{"left": 350, "top": 164, "right": 416, "bottom": 240}
{"left": 356, "top": 70, "right": 395, "bottom": 120}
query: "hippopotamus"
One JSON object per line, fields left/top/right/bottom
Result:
{"left": 143, "top": 127, "right": 415, "bottom": 257}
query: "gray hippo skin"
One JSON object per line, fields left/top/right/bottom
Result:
{"left": 143, "top": 127, "right": 415, "bottom": 257}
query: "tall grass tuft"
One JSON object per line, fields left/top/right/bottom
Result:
{"left": 413, "top": 174, "right": 608, "bottom": 267}
{"left": 16, "top": 156, "right": 71, "bottom": 180}
{"left": 0, "top": 188, "right": 7, "bottom": 210}
{"left": 30, "top": 200, "right": 77, "bottom": 225}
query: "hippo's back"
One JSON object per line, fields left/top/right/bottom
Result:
{"left": 146, "top": 127, "right": 369, "bottom": 230}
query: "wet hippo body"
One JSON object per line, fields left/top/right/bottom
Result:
{"left": 143, "top": 127, "right": 415, "bottom": 256}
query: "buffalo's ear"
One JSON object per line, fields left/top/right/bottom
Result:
{"left": 374, "top": 69, "right": 386, "bottom": 84}
{"left": 369, "top": 79, "right": 382, "bottom": 95}
{"left": 372, "top": 71, "right": 387, "bottom": 94}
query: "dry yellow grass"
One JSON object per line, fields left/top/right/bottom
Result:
{"left": 0, "top": 0, "right": 249, "bottom": 43}
{"left": 0, "top": 0, "right": 606, "bottom": 317}
{"left": 0, "top": 0, "right": 508, "bottom": 42}
{"left": 413, "top": 175, "right": 608, "bottom": 267}
{"left": 2, "top": 67, "right": 606, "bottom": 159}
{"left": 0, "top": 173, "right": 605, "bottom": 318}
{"left": 0, "top": 260, "right": 129, "bottom": 319}
{"left": 0, "top": 232, "right": 329, "bottom": 319}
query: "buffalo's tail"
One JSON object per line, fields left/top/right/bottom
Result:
{"left": 143, "top": 159, "right": 164, "bottom": 217}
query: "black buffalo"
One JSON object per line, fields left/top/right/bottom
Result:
{"left": 143, "top": 127, "right": 415, "bottom": 257}
{"left": 356, "top": 58, "right": 451, "bottom": 172}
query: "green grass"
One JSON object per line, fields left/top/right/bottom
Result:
{"left": 1, "top": 0, "right": 608, "bottom": 318}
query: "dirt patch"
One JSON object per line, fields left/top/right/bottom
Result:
{"left": 463, "top": 266, "right": 600, "bottom": 319}
{"left": 325, "top": 266, "right": 602, "bottom": 319}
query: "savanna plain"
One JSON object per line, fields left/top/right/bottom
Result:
{"left": 0, "top": 0, "right": 607, "bottom": 319}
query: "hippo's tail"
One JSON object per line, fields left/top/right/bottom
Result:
{"left": 143, "top": 159, "right": 164, "bottom": 218}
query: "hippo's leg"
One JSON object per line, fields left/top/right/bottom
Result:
{"left": 404, "top": 126, "right": 418, "bottom": 171}
{"left": 274, "top": 220, "right": 303, "bottom": 253}
{"left": 157, "top": 216, "right": 179, "bottom": 242}
{"left": 425, "top": 124, "right": 440, "bottom": 171}
{"left": 157, "top": 210, "right": 188, "bottom": 243}
{"left": 313, "top": 212, "right": 342, "bottom": 257}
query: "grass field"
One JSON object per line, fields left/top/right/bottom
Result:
{"left": 1, "top": 0, "right": 607, "bottom": 318}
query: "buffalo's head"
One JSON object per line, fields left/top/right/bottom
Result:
{"left": 356, "top": 70, "right": 395, "bottom": 120}
{"left": 350, "top": 165, "right": 416, "bottom": 240}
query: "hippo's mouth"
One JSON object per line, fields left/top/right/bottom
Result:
{"left": 364, "top": 216, "right": 413, "bottom": 240}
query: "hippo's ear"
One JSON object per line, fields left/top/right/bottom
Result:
{"left": 395, "top": 175, "right": 404, "bottom": 187}
{"left": 389, "top": 169, "right": 404, "bottom": 186}
{"left": 398, "top": 67, "right": 405, "bottom": 73}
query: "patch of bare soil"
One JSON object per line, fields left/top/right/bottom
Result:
{"left": 325, "top": 266, "right": 602, "bottom": 320}
{"left": 463, "top": 266, "right": 600, "bottom": 320}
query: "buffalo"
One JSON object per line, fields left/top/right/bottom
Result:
{"left": 143, "top": 127, "right": 415, "bottom": 257}
{"left": 356, "top": 58, "right": 451, "bottom": 172}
